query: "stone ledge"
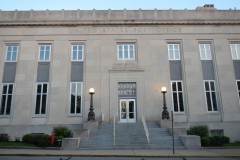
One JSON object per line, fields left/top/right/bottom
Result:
{"left": 62, "top": 138, "right": 80, "bottom": 149}
{"left": 180, "top": 135, "right": 201, "bottom": 149}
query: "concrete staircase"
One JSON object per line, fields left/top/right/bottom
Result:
{"left": 79, "top": 122, "right": 184, "bottom": 149}
{"left": 79, "top": 123, "right": 113, "bottom": 149}
{"left": 147, "top": 122, "right": 184, "bottom": 149}
{"left": 115, "top": 123, "right": 147, "bottom": 148}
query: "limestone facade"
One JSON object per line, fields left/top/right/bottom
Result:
{"left": 0, "top": 9, "right": 240, "bottom": 141}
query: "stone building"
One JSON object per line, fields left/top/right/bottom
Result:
{"left": 0, "top": 5, "right": 240, "bottom": 142}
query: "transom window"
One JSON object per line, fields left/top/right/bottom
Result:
{"left": 237, "top": 80, "right": 240, "bottom": 99}
{"left": 72, "top": 45, "right": 84, "bottom": 61}
{"left": 171, "top": 81, "right": 184, "bottom": 112}
{"left": 35, "top": 83, "right": 48, "bottom": 115}
{"left": 230, "top": 44, "right": 240, "bottom": 60}
{"left": 117, "top": 44, "right": 135, "bottom": 60}
{"left": 6, "top": 45, "right": 18, "bottom": 62}
{"left": 0, "top": 84, "right": 14, "bottom": 115}
{"left": 70, "top": 82, "right": 83, "bottom": 114}
{"left": 39, "top": 45, "right": 51, "bottom": 61}
{"left": 204, "top": 80, "right": 218, "bottom": 112}
{"left": 168, "top": 44, "right": 180, "bottom": 60}
{"left": 199, "top": 44, "right": 212, "bottom": 60}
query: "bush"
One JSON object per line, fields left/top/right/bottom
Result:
{"left": 209, "top": 136, "right": 230, "bottom": 146}
{"left": 0, "top": 134, "right": 9, "bottom": 142}
{"left": 187, "top": 125, "right": 209, "bottom": 138}
{"left": 53, "top": 127, "right": 73, "bottom": 138}
{"left": 201, "top": 137, "right": 210, "bottom": 146}
{"left": 22, "top": 134, "right": 51, "bottom": 147}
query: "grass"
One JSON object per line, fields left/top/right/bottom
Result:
{"left": 0, "top": 141, "right": 36, "bottom": 147}
{"left": 224, "top": 142, "right": 240, "bottom": 147}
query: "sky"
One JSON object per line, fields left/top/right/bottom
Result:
{"left": 0, "top": 0, "right": 240, "bottom": 11}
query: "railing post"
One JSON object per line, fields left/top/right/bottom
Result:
{"left": 113, "top": 112, "right": 116, "bottom": 148}
{"left": 142, "top": 114, "right": 149, "bottom": 144}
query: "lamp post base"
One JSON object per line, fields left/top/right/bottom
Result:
{"left": 88, "top": 110, "right": 95, "bottom": 121}
{"left": 162, "top": 110, "right": 170, "bottom": 119}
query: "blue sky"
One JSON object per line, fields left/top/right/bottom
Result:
{"left": 1, "top": 0, "right": 239, "bottom": 10}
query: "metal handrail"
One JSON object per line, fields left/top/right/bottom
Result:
{"left": 113, "top": 112, "right": 116, "bottom": 148}
{"left": 142, "top": 114, "right": 149, "bottom": 144}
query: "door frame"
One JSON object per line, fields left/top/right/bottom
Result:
{"left": 119, "top": 98, "right": 136, "bottom": 123}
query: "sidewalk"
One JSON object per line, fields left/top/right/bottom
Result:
{"left": 0, "top": 148, "right": 240, "bottom": 158}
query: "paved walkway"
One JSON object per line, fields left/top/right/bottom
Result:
{"left": 0, "top": 148, "right": 240, "bottom": 158}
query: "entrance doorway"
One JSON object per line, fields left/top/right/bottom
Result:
{"left": 119, "top": 99, "right": 136, "bottom": 123}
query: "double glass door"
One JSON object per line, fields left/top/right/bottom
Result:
{"left": 119, "top": 99, "right": 136, "bottom": 123}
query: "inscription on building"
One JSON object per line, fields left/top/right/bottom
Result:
{"left": 69, "top": 27, "right": 182, "bottom": 34}
{"left": 118, "top": 82, "right": 136, "bottom": 96}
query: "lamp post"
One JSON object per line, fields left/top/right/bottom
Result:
{"left": 88, "top": 88, "right": 95, "bottom": 121}
{"left": 161, "top": 87, "right": 170, "bottom": 119}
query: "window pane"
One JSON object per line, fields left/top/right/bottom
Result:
{"left": 205, "top": 82, "right": 209, "bottom": 91}
{"left": 175, "top": 50, "right": 180, "bottom": 60}
{"left": 6, "top": 52, "right": 11, "bottom": 61}
{"left": 78, "top": 45, "right": 82, "bottom": 51}
{"left": 77, "top": 83, "right": 81, "bottom": 94}
{"left": 12, "top": 52, "right": 17, "bottom": 61}
{"left": 124, "top": 45, "right": 128, "bottom": 58}
{"left": 172, "top": 82, "right": 176, "bottom": 91}
{"left": 169, "top": 45, "right": 173, "bottom": 50}
{"left": 179, "top": 93, "right": 184, "bottom": 112}
{"left": 177, "top": 82, "right": 182, "bottom": 91}
{"left": 37, "top": 85, "right": 42, "bottom": 93}
{"left": 169, "top": 50, "right": 174, "bottom": 60}
{"left": 129, "top": 113, "right": 134, "bottom": 118}
{"left": 73, "top": 45, "right": 77, "bottom": 51}
{"left": 2, "top": 85, "right": 8, "bottom": 94}
{"left": 46, "top": 46, "right": 50, "bottom": 51}
{"left": 237, "top": 81, "right": 240, "bottom": 90}
{"left": 6, "top": 95, "right": 12, "bottom": 115}
{"left": 76, "top": 95, "right": 81, "bottom": 113}
{"left": 35, "top": 95, "right": 41, "bottom": 114}
{"left": 129, "top": 101, "right": 134, "bottom": 112}
{"left": 43, "top": 84, "right": 48, "bottom": 93}
{"left": 130, "top": 49, "right": 134, "bottom": 59}
{"left": 8, "top": 85, "right": 13, "bottom": 94}
{"left": 0, "top": 95, "right": 6, "bottom": 114}
{"left": 40, "top": 51, "right": 44, "bottom": 60}
{"left": 78, "top": 51, "right": 82, "bottom": 60}
{"left": 41, "top": 95, "right": 46, "bottom": 114}
{"left": 45, "top": 51, "right": 50, "bottom": 60}
{"left": 212, "top": 92, "right": 218, "bottom": 111}
{"left": 173, "top": 93, "right": 178, "bottom": 112}
{"left": 72, "top": 51, "right": 77, "bottom": 60}
{"left": 71, "top": 83, "right": 76, "bottom": 94}
{"left": 70, "top": 94, "right": 75, "bottom": 113}
{"left": 206, "top": 92, "right": 212, "bottom": 111}
{"left": 231, "top": 44, "right": 237, "bottom": 59}
{"left": 210, "top": 82, "right": 215, "bottom": 91}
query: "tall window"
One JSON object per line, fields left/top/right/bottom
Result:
{"left": 39, "top": 45, "right": 51, "bottom": 61}
{"left": 6, "top": 45, "right": 18, "bottom": 62}
{"left": 35, "top": 83, "right": 48, "bottom": 115}
{"left": 117, "top": 44, "right": 135, "bottom": 60}
{"left": 0, "top": 84, "right": 14, "bottom": 115}
{"left": 204, "top": 80, "right": 218, "bottom": 112}
{"left": 168, "top": 44, "right": 180, "bottom": 60}
{"left": 171, "top": 81, "right": 184, "bottom": 112}
{"left": 230, "top": 44, "right": 240, "bottom": 60}
{"left": 199, "top": 44, "right": 212, "bottom": 60}
{"left": 72, "top": 45, "right": 84, "bottom": 61}
{"left": 237, "top": 81, "right": 240, "bottom": 99}
{"left": 70, "top": 82, "right": 82, "bottom": 114}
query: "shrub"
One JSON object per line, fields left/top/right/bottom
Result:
{"left": 22, "top": 134, "right": 33, "bottom": 144}
{"left": 201, "top": 137, "right": 210, "bottom": 146}
{"left": 53, "top": 127, "right": 73, "bottom": 138}
{"left": 0, "top": 134, "right": 9, "bottom": 142}
{"left": 22, "top": 134, "right": 51, "bottom": 147}
{"left": 209, "top": 136, "right": 230, "bottom": 146}
{"left": 187, "top": 125, "right": 209, "bottom": 138}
